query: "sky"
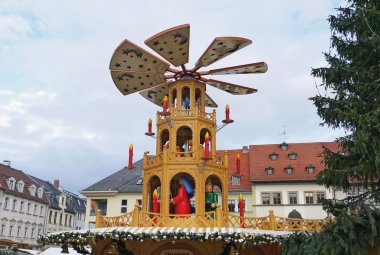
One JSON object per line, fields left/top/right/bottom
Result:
{"left": 0, "top": 0, "right": 346, "bottom": 194}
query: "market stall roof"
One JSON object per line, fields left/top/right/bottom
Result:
{"left": 37, "top": 247, "right": 91, "bottom": 255}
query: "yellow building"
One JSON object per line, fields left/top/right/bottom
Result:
{"left": 81, "top": 160, "right": 144, "bottom": 229}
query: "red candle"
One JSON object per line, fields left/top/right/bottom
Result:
{"left": 239, "top": 193, "right": 245, "bottom": 228}
{"left": 163, "top": 96, "right": 168, "bottom": 113}
{"left": 148, "top": 118, "right": 152, "bottom": 134}
{"left": 152, "top": 189, "right": 159, "bottom": 224}
{"left": 236, "top": 153, "right": 241, "bottom": 175}
{"left": 128, "top": 144, "right": 133, "bottom": 169}
{"left": 225, "top": 104, "right": 230, "bottom": 122}
{"left": 204, "top": 132, "right": 210, "bottom": 158}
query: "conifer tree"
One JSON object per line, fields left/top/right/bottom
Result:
{"left": 311, "top": 0, "right": 380, "bottom": 203}
{"left": 282, "top": 1, "right": 380, "bottom": 254}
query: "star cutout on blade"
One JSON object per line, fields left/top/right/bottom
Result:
{"left": 153, "top": 40, "right": 160, "bottom": 46}
{"left": 114, "top": 63, "right": 121, "bottom": 68}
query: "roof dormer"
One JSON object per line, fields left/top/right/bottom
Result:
{"left": 6, "top": 177, "right": 16, "bottom": 190}
{"left": 17, "top": 180, "right": 25, "bottom": 192}
{"left": 269, "top": 152, "right": 278, "bottom": 160}
{"left": 37, "top": 187, "right": 44, "bottom": 198}
{"left": 280, "top": 142, "right": 288, "bottom": 151}
{"left": 265, "top": 166, "right": 274, "bottom": 175}
{"left": 284, "top": 165, "right": 294, "bottom": 174}
{"left": 28, "top": 184, "right": 36, "bottom": 196}
{"left": 288, "top": 151, "right": 297, "bottom": 160}
{"left": 306, "top": 164, "right": 315, "bottom": 173}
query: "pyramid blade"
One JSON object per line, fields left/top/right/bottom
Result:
{"left": 109, "top": 39, "right": 170, "bottom": 73}
{"left": 145, "top": 24, "right": 190, "bottom": 67}
{"left": 206, "top": 62, "right": 268, "bottom": 75}
{"left": 195, "top": 37, "right": 252, "bottom": 68}
{"left": 205, "top": 93, "right": 218, "bottom": 108}
{"left": 203, "top": 78, "right": 257, "bottom": 95}
{"left": 139, "top": 83, "right": 170, "bottom": 106}
{"left": 111, "top": 70, "right": 167, "bottom": 95}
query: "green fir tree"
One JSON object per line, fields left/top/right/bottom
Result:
{"left": 282, "top": 0, "right": 380, "bottom": 254}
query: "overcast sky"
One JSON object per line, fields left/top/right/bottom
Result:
{"left": 0, "top": 0, "right": 345, "bottom": 194}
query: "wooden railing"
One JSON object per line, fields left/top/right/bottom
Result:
{"left": 156, "top": 107, "right": 216, "bottom": 125}
{"left": 96, "top": 206, "right": 330, "bottom": 231}
{"left": 140, "top": 211, "right": 216, "bottom": 228}
{"left": 95, "top": 210, "right": 134, "bottom": 228}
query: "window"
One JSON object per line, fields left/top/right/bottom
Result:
{"left": 273, "top": 192, "right": 282, "bottom": 205}
{"left": 121, "top": 200, "right": 128, "bottom": 213}
{"left": 17, "top": 181, "right": 24, "bottom": 192}
{"left": 69, "top": 216, "right": 72, "bottom": 227}
{"left": 4, "top": 197, "right": 9, "bottom": 209}
{"left": 269, "top": 152, "right": 278, "bottom": 160}
{"left": 285, "top": 166, "right": 293, "bottom": 174}
{"left": 288, "top": 152, "right": 297, "bottom": 160}
{"left": 37, "top": 187, "right": 43, "bottom": 198}
{"left": 40, "top": 206, "right": 44, "bottom": 216}
{"left": 38, "top": 228, "right": 41, "bottom": 236}
{"left": 265, "top": 167, "right": 274, "bottom": 175}
{"left": 65, "top": 215, "right": 68, "bottom": 226}
{"left": 305, "top": 192, "right": 314, "bottom": 204}
{"left": 20, "top": 201, "right": 24, "bottom": 212}
{"left": 231, "top": 175, "right": 240, "bottom": 185}
{"left": 49, "top": 211, "right": 52, "bottom": 223}
{"left": 24, "top": 227, "right": 28, "bottom": 237}
{"left": 17, "top": 226, "right": 21, "bottom": 237}
{"left": 1, "top": 224, "right": 5, "bottom": 236}
{"left": 59, "top": 213, "right": 63, "bottom": 225}
{"left": 261, "top": 193, "right": 270, "bottom": 205}
{"left": 228, "top": 199, "right": 236, "bottom": 212}
{"left": 54, "top": 212, "right": 57, "bottom": 224}
{"left": 12, "top": 199, "right": 17, "bottom": 211}
{"left": 34, "top": 204, "right": 38, "bottom": 215}
{"left": 90, "top": 199, "right": 108, "bottom": 216}
{"left": 7, "top": 177, "right": 16, "bottom": 190}
{"left": 316, "top": 192, "right": 325, "bottom": 203}
{"left": 280, "top": 142, "right": 288, "bottom": 151}
{"left": 27, "top": 203, "right": 31, "bottom": 214}
{"left": 288, "top": 192, "right": 298, "bottom": 205}
{"left": 306, "top": 164, "right": 315, "bottom": 173}
{"left": 31, "top": 228, "right": 35, "bottom": 238}
{"left": 29, "top": 185, "right": 36, "bottom": 196}
{"left": 9, "top": 225, "right": 13, "bottom": 236}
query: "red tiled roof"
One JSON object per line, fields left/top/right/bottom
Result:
{"left": 248, "top": 142, "right": 339, "bottom": 182}
{"left": 0, "top": 163, "right": 49, "bottom": 204}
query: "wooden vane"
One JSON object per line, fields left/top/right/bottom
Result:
{"left": 145, "top": 24, "right": 190, "bottom": 67}
{"left": 109, "top": 24, "right": 267, "bottom": 105}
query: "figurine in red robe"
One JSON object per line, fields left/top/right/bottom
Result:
{"left": 170, "top": 177, "right": 191, "bottom": 215}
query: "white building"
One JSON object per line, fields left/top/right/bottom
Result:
{"left": 29, "top": 178, "right": 85, "bottom": 233}
{"left": 248, "top": 142, "right": 340, "bottom": 219}
{"left": 0, "top": 162, "right": 49, "bottom": 248}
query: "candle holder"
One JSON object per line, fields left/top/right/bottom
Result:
{"left": 222, "top": 118, "right": 234, "bottom": 124}
{"left": 145, "top": 131, "right": 156, "bottom": 136}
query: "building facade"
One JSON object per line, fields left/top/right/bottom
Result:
{"left": 81, "top": 160, "right": 144, "bottom": 229}
{"left": 30, "top": 177, "right": 78, "bottom": 233}
{"left": 81, "top": 141, "right": 342, "bottom": 222}
{"left": 0, "top": 163, "right": 49, "bottom": 248}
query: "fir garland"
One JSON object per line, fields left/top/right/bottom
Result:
{"left": 38, "top": 229, "right": 283, "bottom": 253}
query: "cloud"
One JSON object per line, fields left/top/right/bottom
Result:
{"left": 0, "top": 0, "right": 346, "bottom": 193}
{"left": 0, "top": 14, "right": 32, "bottom": 41}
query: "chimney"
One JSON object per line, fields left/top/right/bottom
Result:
{"left": 53, "top": 179, "right": 60, "bottom": 189}
{"left": 3, "top": 160, "right": 11, "bottom": 167}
